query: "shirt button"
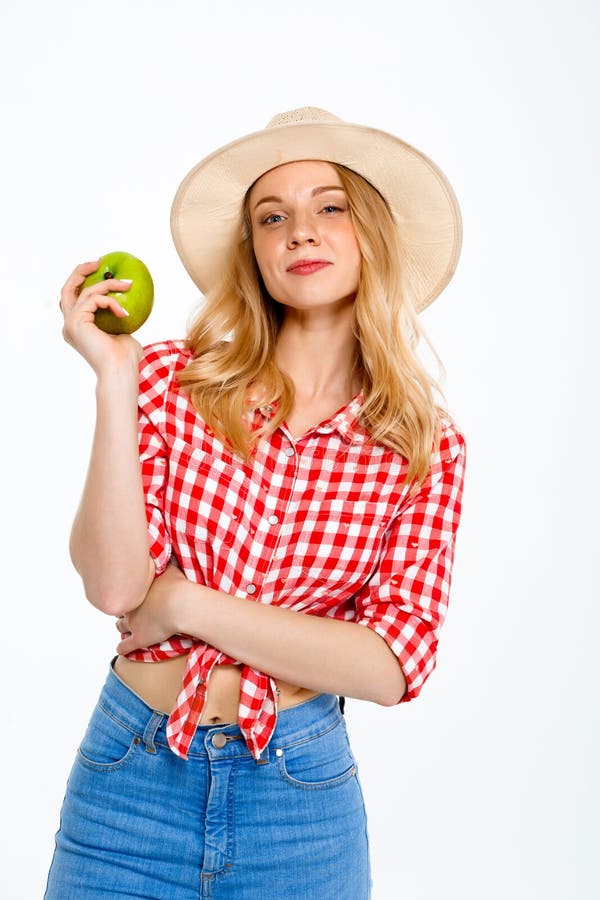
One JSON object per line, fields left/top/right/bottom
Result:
{"left": 246, "top": 583, "right": 257, "bottom": 594}
{"left": 284, "top": 447, "right": 295, "bottom": 457}
{"left": 212, "top": 732, "right": 227, "bottom": 749}
{"left": 267, "top": 514, "right": 279, "bottom": 526}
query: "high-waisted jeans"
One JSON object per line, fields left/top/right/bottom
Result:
{"left": 44, "top": 660, "right": 372, "bottom": 898}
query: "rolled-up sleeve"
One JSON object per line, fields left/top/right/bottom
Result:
{"left": 354, "top": 422, "right": 466, "bottom": 703}
{"left": 137, "top": 343, "right": 175, "bottom": 576}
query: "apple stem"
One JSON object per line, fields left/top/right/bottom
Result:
{"left": 103, "top": 271, "right": 114, "bottom": 280}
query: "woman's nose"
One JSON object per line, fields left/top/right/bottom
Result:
{"left": 287, "top": 215, "right": 320, "bottom": 248}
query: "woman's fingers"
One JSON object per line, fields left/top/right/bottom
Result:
{"left": 61, "top": 278, "right": 132, "bottom": 346}
{"left": 115, "top": 616, "right": 136, "bottom": 655}
{"left": 59, "top": 259, "right": 101, "bottom": 313}
{"left": 63, "top": 277, "right": 132, "bottom": 318}
{"left": 73, "top": 278, "right": 132, "bottom": 315}
{"left": 58, "top": 260, "right": 142, "bottom": 376}
{"left": 115, "top": 617, "right": 131, "bottom": 636}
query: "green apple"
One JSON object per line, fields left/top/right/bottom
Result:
{"left": 81, "top": 250, "right": 154, "bottom": 334}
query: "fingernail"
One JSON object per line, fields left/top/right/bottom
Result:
{"left": 120, "top": 305, "right": 130, "bottom": 316}
{"left": 120, "top": 279, "right": 133, "bottom": 284}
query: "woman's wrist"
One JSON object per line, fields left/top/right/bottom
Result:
{"left": 96, "top": 362, "right": 139, "bottom": 393}
{"left": 173, "top": 578, "right": 211, "bottom": 639}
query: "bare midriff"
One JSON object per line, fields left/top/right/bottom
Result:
{"left": 114, "top": 654, "right": 320, "bottom": 724}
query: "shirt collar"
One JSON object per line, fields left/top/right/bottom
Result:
{"left": 258, "top": 390, "right": 368, "bottom": 445}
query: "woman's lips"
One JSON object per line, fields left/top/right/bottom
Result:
{"left": 286, "top": 261, "right": 332, "bottom": 276}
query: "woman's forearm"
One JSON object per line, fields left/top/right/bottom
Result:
{"left": 69, "top": 365, "right": 154, "bottom": 616}
{"left": 178, "top": 583, "right": 407, "bottom": 706}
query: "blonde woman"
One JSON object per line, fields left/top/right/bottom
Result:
{"left": 46, "top": 108, "right": 466, "bottom": 899}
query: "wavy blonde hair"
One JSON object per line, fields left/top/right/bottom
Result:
{"left": 178, "top": 162, "right": 448, "bottom": 490}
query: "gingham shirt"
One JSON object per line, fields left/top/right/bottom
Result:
{"left": 127, "top": 340, "right": 467, "bottom": 760}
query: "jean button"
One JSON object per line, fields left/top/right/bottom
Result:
{"left": 212, "top": 732, "right": 227, "bottom": 749}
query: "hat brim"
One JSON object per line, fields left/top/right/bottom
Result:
{"left": 170, "top": 119, "right": 462, "bottom": 312}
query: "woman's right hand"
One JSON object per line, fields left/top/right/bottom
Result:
{"left": 59, "top": 259, "right": 143, "bottom": 377}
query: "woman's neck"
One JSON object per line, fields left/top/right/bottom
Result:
{"left": 274, "top": 311, "right": 361, "bottom": 402}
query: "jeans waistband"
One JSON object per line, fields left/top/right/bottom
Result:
{"left": 98, "top": 658, "right": 344, "bottom": 761}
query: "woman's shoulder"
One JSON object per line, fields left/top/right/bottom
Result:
{"left": 432, "top": 408, "right": 467, "bottom": 471}
{"left": 138, "top": 339, "right": 192, "bottom": 413}
{"left": 139, "top": 339, "right": 192, "bottom": 376}
{"left": 139, "top": 338, "right": 194, "bottom": 388}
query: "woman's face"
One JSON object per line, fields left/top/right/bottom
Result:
{"left": 247, "top": 160, "right": 361, "bottom": 312}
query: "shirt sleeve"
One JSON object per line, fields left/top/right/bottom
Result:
{"left": 137, "top": 342, "right": 176, "bottom": 576}
{"left": 353, "top": 419, "right": 467, "bottom": 703}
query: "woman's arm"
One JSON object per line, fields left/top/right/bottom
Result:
{"left": 116, "top": 566, "right": 407, "bottom": 705}
{"left": 69, "top": 368, "right": 155, "bottom": 615}
{"left": 61, "top": 261, "right": 155, "bottom": 616}
{"left": 115, "top": 421, "right": 465, "bottom": 703}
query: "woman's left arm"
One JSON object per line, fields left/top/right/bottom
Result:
{"left": 116, "top": 565, "right": 406, "bottom": 705}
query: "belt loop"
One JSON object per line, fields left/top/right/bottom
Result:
{"left": 142, "top": 711, "right": 164, "bottom": 754}
{"left": 338, "top": 696, "right": 346, "bottom": 715}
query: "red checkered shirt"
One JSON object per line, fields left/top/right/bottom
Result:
{"left": 127, "top": 340, "right": 467, "bottom": 760}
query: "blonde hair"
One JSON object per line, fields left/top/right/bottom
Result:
{"left": 178, "top": 162, "right": 448, "bottom": 490}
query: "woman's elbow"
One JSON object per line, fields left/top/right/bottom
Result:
{"left": 375, "top": 679, "right": 406, "bottom": 707}
{"left": 372, "top": 657, "right": 407, "bottom": 707}
{"left": 376, "top": 685, "right": 406, "bottom": 707}
{"left": 84, "top": 586, "right": 143, "bottom": 618}
{"left": 364, "top": 630, "right": 407, "bottom": 706}
{"left": 76, "top": 559, "right": 156, "bottom": 618}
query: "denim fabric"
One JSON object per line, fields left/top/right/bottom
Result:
{"left": 45, "top": 662, "right": 372, "bottom": 898}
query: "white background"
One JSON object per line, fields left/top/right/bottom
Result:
{"left": 1, "top": 1, "right": 597, "bottom": 898}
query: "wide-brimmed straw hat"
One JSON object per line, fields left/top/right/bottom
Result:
{"left": 170, "top": 107, "right": 462, "bottom": 312}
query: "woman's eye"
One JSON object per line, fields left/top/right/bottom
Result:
{"left": 261, "top": 205, "right": 345, "bottom": 225}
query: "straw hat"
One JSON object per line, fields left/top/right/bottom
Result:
{"left": 170, "top": 107, "right": 462, "bottom": 312}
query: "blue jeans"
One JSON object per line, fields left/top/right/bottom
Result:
{"left": 45, "top": 661, "right": 372, "bottom": 898}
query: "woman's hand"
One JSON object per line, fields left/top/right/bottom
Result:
{"left": 59, "top": 259, "right": 142, "bottom": 377}
{"left": 115, "top": 562, "right": 192, "bottom": 655}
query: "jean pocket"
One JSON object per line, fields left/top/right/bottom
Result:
{"left": 275, "top": 719, "right": 357, "bottom": 790}
{"left": 76, "top": 702, "right": 142, "bottom": 773}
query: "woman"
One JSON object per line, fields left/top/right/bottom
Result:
{"left": 46, "top": 107, "right": 466, "bottom": 899}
